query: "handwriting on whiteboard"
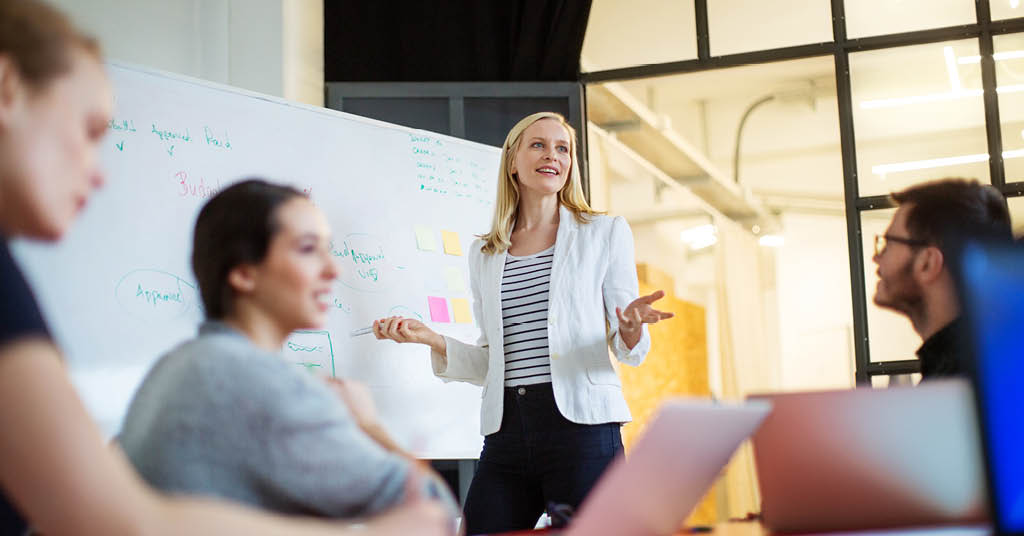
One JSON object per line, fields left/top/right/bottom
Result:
{"left": 114, "top": 269, "right": 199, "bottom": 320}
{"left": 409, "top": 133, "right": 494, "bottom": 205}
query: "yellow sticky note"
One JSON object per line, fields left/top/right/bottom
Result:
{"left": 441, "top": 230, "right": 462, "bottom": 256}
{"left": 443, "top": 267, "right": 465, "bottom": 292}
{"left": 414, "top": 225, "right": 436, "bottom": 251}
{"left": 451, "top": 298, "right": 472, "bottom": 324}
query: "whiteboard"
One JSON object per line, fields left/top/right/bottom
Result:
{"left": 12, "top": 63, "right": 498, "bottom": 459}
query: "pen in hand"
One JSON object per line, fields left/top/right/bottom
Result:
{"left": 350, "top": 326, "right": 374, "bottom": 337}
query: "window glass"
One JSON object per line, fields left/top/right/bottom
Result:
{"left": 708, "top": 0, "right": 833, "bottom": 56}
{"left": 846, "top": 0, "right": 976, "bottom": 39}
{"left": 582, "top": 0, "right": 697, "bottom": 72}
{"left": 851, "top": 40, "right": 990, "bottom": 197}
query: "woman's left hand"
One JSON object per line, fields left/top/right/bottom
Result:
{"left": 616, "top": 290, "right": 674, "bottom": 349}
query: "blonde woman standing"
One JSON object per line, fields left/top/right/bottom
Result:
{"left": 374, "top": 112, "right": 672, "bottom": 534}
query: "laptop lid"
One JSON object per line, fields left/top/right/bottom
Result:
{"left": 750, "top": 382, "right": 987, "bottom": 533}
{"left": 566, "top": 399, "right": 771, "bottom": 536}
{"left": 959, "top": 240, "right": 1024, "bottom": 536}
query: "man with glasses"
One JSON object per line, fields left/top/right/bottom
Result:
{"left": 872, "top": 178, "right": 1011, "bottom": 379}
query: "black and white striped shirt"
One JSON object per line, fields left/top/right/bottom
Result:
{"left": 501, "top": 245, "right": 554, "bottom": 387}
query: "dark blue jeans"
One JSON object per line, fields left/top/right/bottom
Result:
{"left": 462, "top": 383, "right": 623, "bottom": 535}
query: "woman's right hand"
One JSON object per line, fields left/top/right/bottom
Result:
{"left": 359, "top": 466, "right": 459, "bottom": 536}
{"left": 373, "top": 316, "right": 445, "bottom": 353}
{"left": 359, "top": 473, "right": 457, "bottom": 535}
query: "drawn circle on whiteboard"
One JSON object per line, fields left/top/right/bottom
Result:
{"left": 114, "top": 269, "right": 198, "bottom": 320}
{"left": 387, "top": 305, "right": 424, "bottom": 321}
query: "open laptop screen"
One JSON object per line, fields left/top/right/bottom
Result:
{"left": 961, "top": 241, "right": 1024, "bottom": 533}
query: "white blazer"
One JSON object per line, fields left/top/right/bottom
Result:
{"left": 431, "top": 205, "right": 650, "bottom": 436}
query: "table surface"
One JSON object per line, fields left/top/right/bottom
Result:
{"left": 488, "top": 520, "right": 991, "bottom": 536}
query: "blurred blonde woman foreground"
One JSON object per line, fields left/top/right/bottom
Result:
{"left": 0, "top": 1, "right": 451, "bottom": 534}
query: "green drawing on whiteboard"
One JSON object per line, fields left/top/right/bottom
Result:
{"left": 295, "top": 362, "right": 324, "bottom": 373}
{"left": 284, "top": 330, "right": 335, "bottom": 377}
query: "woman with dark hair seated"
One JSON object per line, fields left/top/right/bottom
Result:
{"left": 118, "top": 179, "right": 457, "bottom": 521}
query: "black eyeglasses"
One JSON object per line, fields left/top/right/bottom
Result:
{"left": 874, "top": 234, "right": 929, "bottom": 256}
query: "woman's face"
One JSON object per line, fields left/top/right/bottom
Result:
{"left": 510, "top": 118, "right": 572, "bottom": 198}
{"left": 0, "top": 50, "right": 112, "bottom": 240}
{"left": 242, "top": 197, "right": 339, "bottom": 332}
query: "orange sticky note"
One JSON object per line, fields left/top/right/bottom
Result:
{"left": 451, "top": 298, "right": 472, "bottom": 324}
{"left": 441, "top": 230, "right": 462, "bottom": 256}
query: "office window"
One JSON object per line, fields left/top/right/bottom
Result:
{"left": 860, "top": 208, "right": 922, "bottom": 363}
{"left": 582, "top": 0, "right": 1021, "bottom": 386}
{"left": 845, "top": 1, "right": 976, "bottom": 39}
{"left": 581, "top": 0, "right": 696, "bottom": 72}
{"left": 991, "top": 1, "right": 1024, "bottom": 21}
{"left": 590, "top": 56, "right": 853, "bottom": 390}
{"left": 1010, "top": 197, "right": 1024, "bottom": 237}
{"left": 994, "top": 34, "right": 1024, "bottom": 183}
{"left": 850, "top": 40, "right": 990, "bottom": 198}
{"left": 708, "top": 0, "right": 832, "bottom": 56}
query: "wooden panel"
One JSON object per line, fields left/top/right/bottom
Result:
{"left": 618, "top": 264, "right": 713, "bottom": 525}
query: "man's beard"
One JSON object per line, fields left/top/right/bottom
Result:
{"left": 874, "top": 259, "right": 924, "bottom": 318}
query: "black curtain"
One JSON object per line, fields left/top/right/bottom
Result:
{"left": 324, "top": 0, "right": 593, "bottom": 82}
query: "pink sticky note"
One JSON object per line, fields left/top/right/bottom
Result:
{"left": 428, "top": 296, "right": 450, "bottom": 323}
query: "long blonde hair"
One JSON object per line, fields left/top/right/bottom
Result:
{"left": 479, "top": 112, "right": 600, "bottom": 254}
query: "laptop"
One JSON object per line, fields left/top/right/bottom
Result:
{"left": 563, "top": 399, "right": 771, "bottom": 536}
{"left": 959, "top": 239, "right": 1024, "bottom": 536}
{"left": 749, "top": 381, "right": 988, "bottom": 533}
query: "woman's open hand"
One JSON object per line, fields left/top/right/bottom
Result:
{"left": 616, "top": 290, "right": 674, "bottom": 349}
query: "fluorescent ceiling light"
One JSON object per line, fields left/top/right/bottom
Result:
{"left": 860, "top": 47, "right": 1024, "bottom": 110}
{"left": 859, "top": 90, "right": 981, "bottom": 109}
{"left": 958, "top": 50, "right": 1024, "bottom": 64}
{"left": 680, "top": 224, "right": 717, "bottom": 251}
{"left": 872, "top": 153, "right": 989, "bottom": 175}
{"left": 758, "top": 234, "right": 785, "bottom": 248}
{"left": 944, "top": 47, "right": 961, "bottom": 92}
{"left": 872, "top": 149, "right": 1024, "bottom": 176}
{"left": 859, "top": 85, "right": 1024, "bottom": 109}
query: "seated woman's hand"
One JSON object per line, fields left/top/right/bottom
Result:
{"left": 323, "top": 378, "right": 378, "bottom": 425}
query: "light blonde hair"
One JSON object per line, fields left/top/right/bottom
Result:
{"left": 479, "top": 112, "right": 600, "bottom": 254}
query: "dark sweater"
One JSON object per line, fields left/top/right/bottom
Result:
{"left": 917, "top": 317, "right": 969, "bottom": 380}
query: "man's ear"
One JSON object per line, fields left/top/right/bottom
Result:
{"left": 0, "top": 54, "right": 26, "bottom": 130}
{"left": 227, "top": 264, "right": 258, "bottom": 294}
{"left": 915, "top": 246, "right": 946, "bottom": 284}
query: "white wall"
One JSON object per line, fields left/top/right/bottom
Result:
{"left": 49, "top": 0, "right": 323, "bottom": 105}
{"left": 773, "top": 213, "right": 856, "bottom": 389}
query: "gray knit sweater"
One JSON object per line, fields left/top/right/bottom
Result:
{"left": 118, "top": 321, "right": 413, "bottom": 518}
